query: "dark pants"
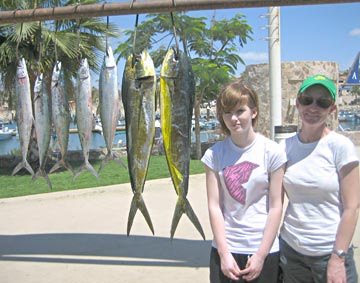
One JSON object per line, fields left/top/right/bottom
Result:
{"left": 209, "top": 247, "right": 280, "bottom": 283}
{"left": 279, "top": 238, "right": 358, "bottom": 283}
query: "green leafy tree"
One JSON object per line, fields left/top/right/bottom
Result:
{"left": 115, "top": 11, "right": 253, "bottom": 159}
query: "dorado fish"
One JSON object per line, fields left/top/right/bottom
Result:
{"left": 160, "top": 47, "right": 205, "bottom": 240}
{"left": 73, "top": 58, "right": 98, "bottom": 180}
{"left": 12, "top": 58, "right": 35, "bottom": 176}
{"left": 122, "top": 50, "right": 156, "bottom": 236}
{"left": 49, "top": 61, "right": 74, "bottom": 175}
{"left": 33, "top": 73, "right": 52, "bottom": 189}
{"left": 98, "top": 46, "right": 126, "bottom": 173}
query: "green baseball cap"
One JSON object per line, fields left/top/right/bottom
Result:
{"left": 299, "top": 74, "right": 337, "bottom": 101}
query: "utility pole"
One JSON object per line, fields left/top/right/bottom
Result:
{"left": 268, "top": 6, "right": 282, "bottom": 140}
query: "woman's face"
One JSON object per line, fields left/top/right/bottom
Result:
{"left": 297, "top": 84, "right": 336, "bottom": 126}
{"left": 222, "top": 102, "right": 257, "bottom": 135}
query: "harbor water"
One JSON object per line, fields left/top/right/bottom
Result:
{"left": 0, "top": 122, "right": 214, "bottom": 156}
{"left": 0, "top": 123, "right": 126, "bottom": 156}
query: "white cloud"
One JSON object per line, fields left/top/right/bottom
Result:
{"left": 239, "top": 52, "right": 268, "bottom": 61}
{"left": 349, "top": 28, "right": 360, "bottom": 37}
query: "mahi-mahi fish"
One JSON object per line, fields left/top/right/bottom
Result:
{"left": 122, "top": 50, "right": 156, "bottom": 236}
{"left": 49, "top": 61, "right": 74, "bottom": 175}
{"left": 12, "top": 58, "right": 35, "bottom": 176}
{"left": 73, "top": 58, "right": 98, "bottom": 180}
{"left": 98, "top": 46, "right": 126, "bottom": 173}
{"left": 160, "top": 47, "right": 205, "bottom": 240}
{"left": 33, "top": 73, "right": 52, "bottom": 189}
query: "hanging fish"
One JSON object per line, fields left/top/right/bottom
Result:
{"left": 98, "top": 46, "right": 126, "bottom": 173}
{"left": 160, "top": 47, "right": 205, "bottom": 240}
{"left": 49, "top": 61, "right": 74, "bottom": 175}
{"left": 12, "top": 58, "right": 35, "bottom": 176}
{"left": 122, "top": 50, "right": 156, "bottom": 236}
{"left": 73, "top": 58, "right": 98, "bottom": 180}
{"left": 32, "top": 73, "right": 52, "bottom": 189}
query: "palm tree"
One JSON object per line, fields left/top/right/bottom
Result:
{"left": 0, "top": 0, "right": 120, "bottom": 163}
{"left": 0, "top": 0, "right": 120, "bottom": 105}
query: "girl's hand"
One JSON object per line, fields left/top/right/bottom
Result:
{"left": 220, "top": 252, "right": 241, "bottom": 281}
{"left": 239, "top": 253, "right": 265, "bottom": 281}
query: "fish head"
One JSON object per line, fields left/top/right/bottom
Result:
{"left": 134, "top": 50, "right": 155, "bottom": 79}
{"left": 16, "top": 58, "right": 28, "bottom": 79}
{"left": 52, "top": 61, "right": 62, "bottom": 81}
{"left": 104, "top": 46, "right": 116, "bottom": 69}
{"left": 34, "top": 73, "right": 44, "bottom": 93}
{"left": 79, "top": 58, "right": 90, "bottom": 80}
{"left": 160, "top": 47, "right": 179, "bottom": 78}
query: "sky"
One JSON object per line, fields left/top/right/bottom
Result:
{"left": 105, "top": 2, "right": 360, "bottom": 83}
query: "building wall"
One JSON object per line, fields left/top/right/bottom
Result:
{"left": 240, "top": 61, "right": 339, "bottom": 138}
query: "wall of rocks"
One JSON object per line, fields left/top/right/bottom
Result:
{"left": 240, "top": 61, "right": 339, "bottom": 137}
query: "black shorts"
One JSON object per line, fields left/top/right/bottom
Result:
{"left": 209, "top": 247, "right": 280, "bottom": 283}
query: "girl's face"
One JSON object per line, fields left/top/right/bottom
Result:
{"left": 222, "top": 102, "right": 257, "bottom": 135}
{"left": 297, "top": 84, "right": 336, "bottom": 126}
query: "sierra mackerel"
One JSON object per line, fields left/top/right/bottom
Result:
{"left": 33, "top": 73, "right": 52, "bottom": 189}
{"left": 160, "top": 47, "right": 205, "bottom": 240}
{"left": 98, "top": 46, "right": 126, "bottom": 173}
{"left": 49, "top": 61, "right": 74, "bottom": 175}
{"left": 122, "top": 50, "right": 156, "bottom": 236}
{"left": 12, "top": 58, "right": 35, "bottom": 176}
{"left": 73, "top": 58, "right": 98, "bottom": 179}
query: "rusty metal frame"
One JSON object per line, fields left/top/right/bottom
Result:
{"left": 0, "top": 0, "right": 359, "bottom": 24}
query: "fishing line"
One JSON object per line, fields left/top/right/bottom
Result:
{"left": 36, "top": 21, "right": 43, "bottom": 76}
{"left": 170, "top": 0, "right": 180, "bottom": 59}
{"left": 54, "top": 19, "right": 59, "bottom": 71}
{"left": 76, "top": 1, "right": 82, "bottom": 61}
{"left": 131, "top": 13, "right": 139, "bottom": 67}
{"left": 15, "top": 22, "right": 23, "bottom": 62}
{"left": 106, "top": 15, "right": 109, "bottom": 55}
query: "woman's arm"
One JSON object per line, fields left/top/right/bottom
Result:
{"left": 205, "top": 165, "right": 241, "bottom": 281}
{"left": 327, "top": 161, "right": 360, "bottom": 282}
{"left": 241, "top": 165, "right": 285, "bottom": 281}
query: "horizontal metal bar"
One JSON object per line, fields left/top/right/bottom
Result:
{"left": 0, "top": 0, "right": 359, "bottom": 24}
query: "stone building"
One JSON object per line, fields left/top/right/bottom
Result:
{"left": 240, "top": 61, "right": 339, "bottom": 138}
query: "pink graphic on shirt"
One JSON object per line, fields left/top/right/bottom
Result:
{"left": 222, "top": 161, "right": 259, "bottom": 205}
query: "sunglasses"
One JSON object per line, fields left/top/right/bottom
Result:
{"left": 298, "top": 94, "right": 334, "bottom": 109}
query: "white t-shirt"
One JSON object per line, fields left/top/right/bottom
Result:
{"left": 201, "top": 134, "right": 287, "bottom": 254}
{"left": 280, "top": 131, "right": 358, "bottom": 256}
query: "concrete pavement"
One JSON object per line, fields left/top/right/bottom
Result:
{"left": 0, "top": 173, "right": 359, "bottom": 283}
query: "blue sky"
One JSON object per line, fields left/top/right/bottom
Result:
{"left": 107, "top": 2, "right": 360, "bottom": 79}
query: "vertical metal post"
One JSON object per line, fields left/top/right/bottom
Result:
{"left": 268, "top": 6, "right": 282, "bottom": 140}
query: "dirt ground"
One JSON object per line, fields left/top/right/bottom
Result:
{"left": 0, "top": 172, "right": 359, "bottom": 283}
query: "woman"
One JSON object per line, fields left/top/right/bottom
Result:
{"left": 201, "top": 80, "right": 286, "bottom": 282}
{"left": 280, "top": 74, "right": 360, "bottom": 283}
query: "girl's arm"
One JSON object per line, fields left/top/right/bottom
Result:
{"left": 205, "top": 165, "right": 241, "bottom": 281}
{"left": 240, "top": 165, "right": 285, "bottom": 281}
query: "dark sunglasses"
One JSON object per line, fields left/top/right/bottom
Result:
{"left": 298, "top": 94, "right": 334, "bottom": 109}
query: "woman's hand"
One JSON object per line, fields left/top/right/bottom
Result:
{"left": 327, "top": 254, "right": 346, "bottom": 283}
{"left": 239, "top": 253, "right": 265, "bottom": 281}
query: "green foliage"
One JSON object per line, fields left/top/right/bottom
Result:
{"left": 114, "top": 11, "right": 253, "bottom": 104}
{"left": 0, "top": 156, "right": 205, "bottom": 199}
{"left": 0, "top": 0, "right": 121, "bottom": 101}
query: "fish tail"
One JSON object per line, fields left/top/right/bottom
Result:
{"left": 127, "top": 193, "right": 154, "bottom": 236}
{"left": 73, "top": 160, "right": 98, "bottom": 180}
{"left": 98, "top": 152, "right": 126, "bottom": 174}
{"left": 170, "top": 197, "right": 205, "bottom": 240}
{"left": 11, "top": 159, "right": 34, "bottom": 177}
{"left": 49, "top": 159, "right": 74, "bottom": 175}
{"left": 32, "top": 168, "right": 53, "bottom": 190}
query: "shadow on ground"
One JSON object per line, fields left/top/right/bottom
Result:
{"left": 0, "top": 233, "right": 211, "bottom": 267}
